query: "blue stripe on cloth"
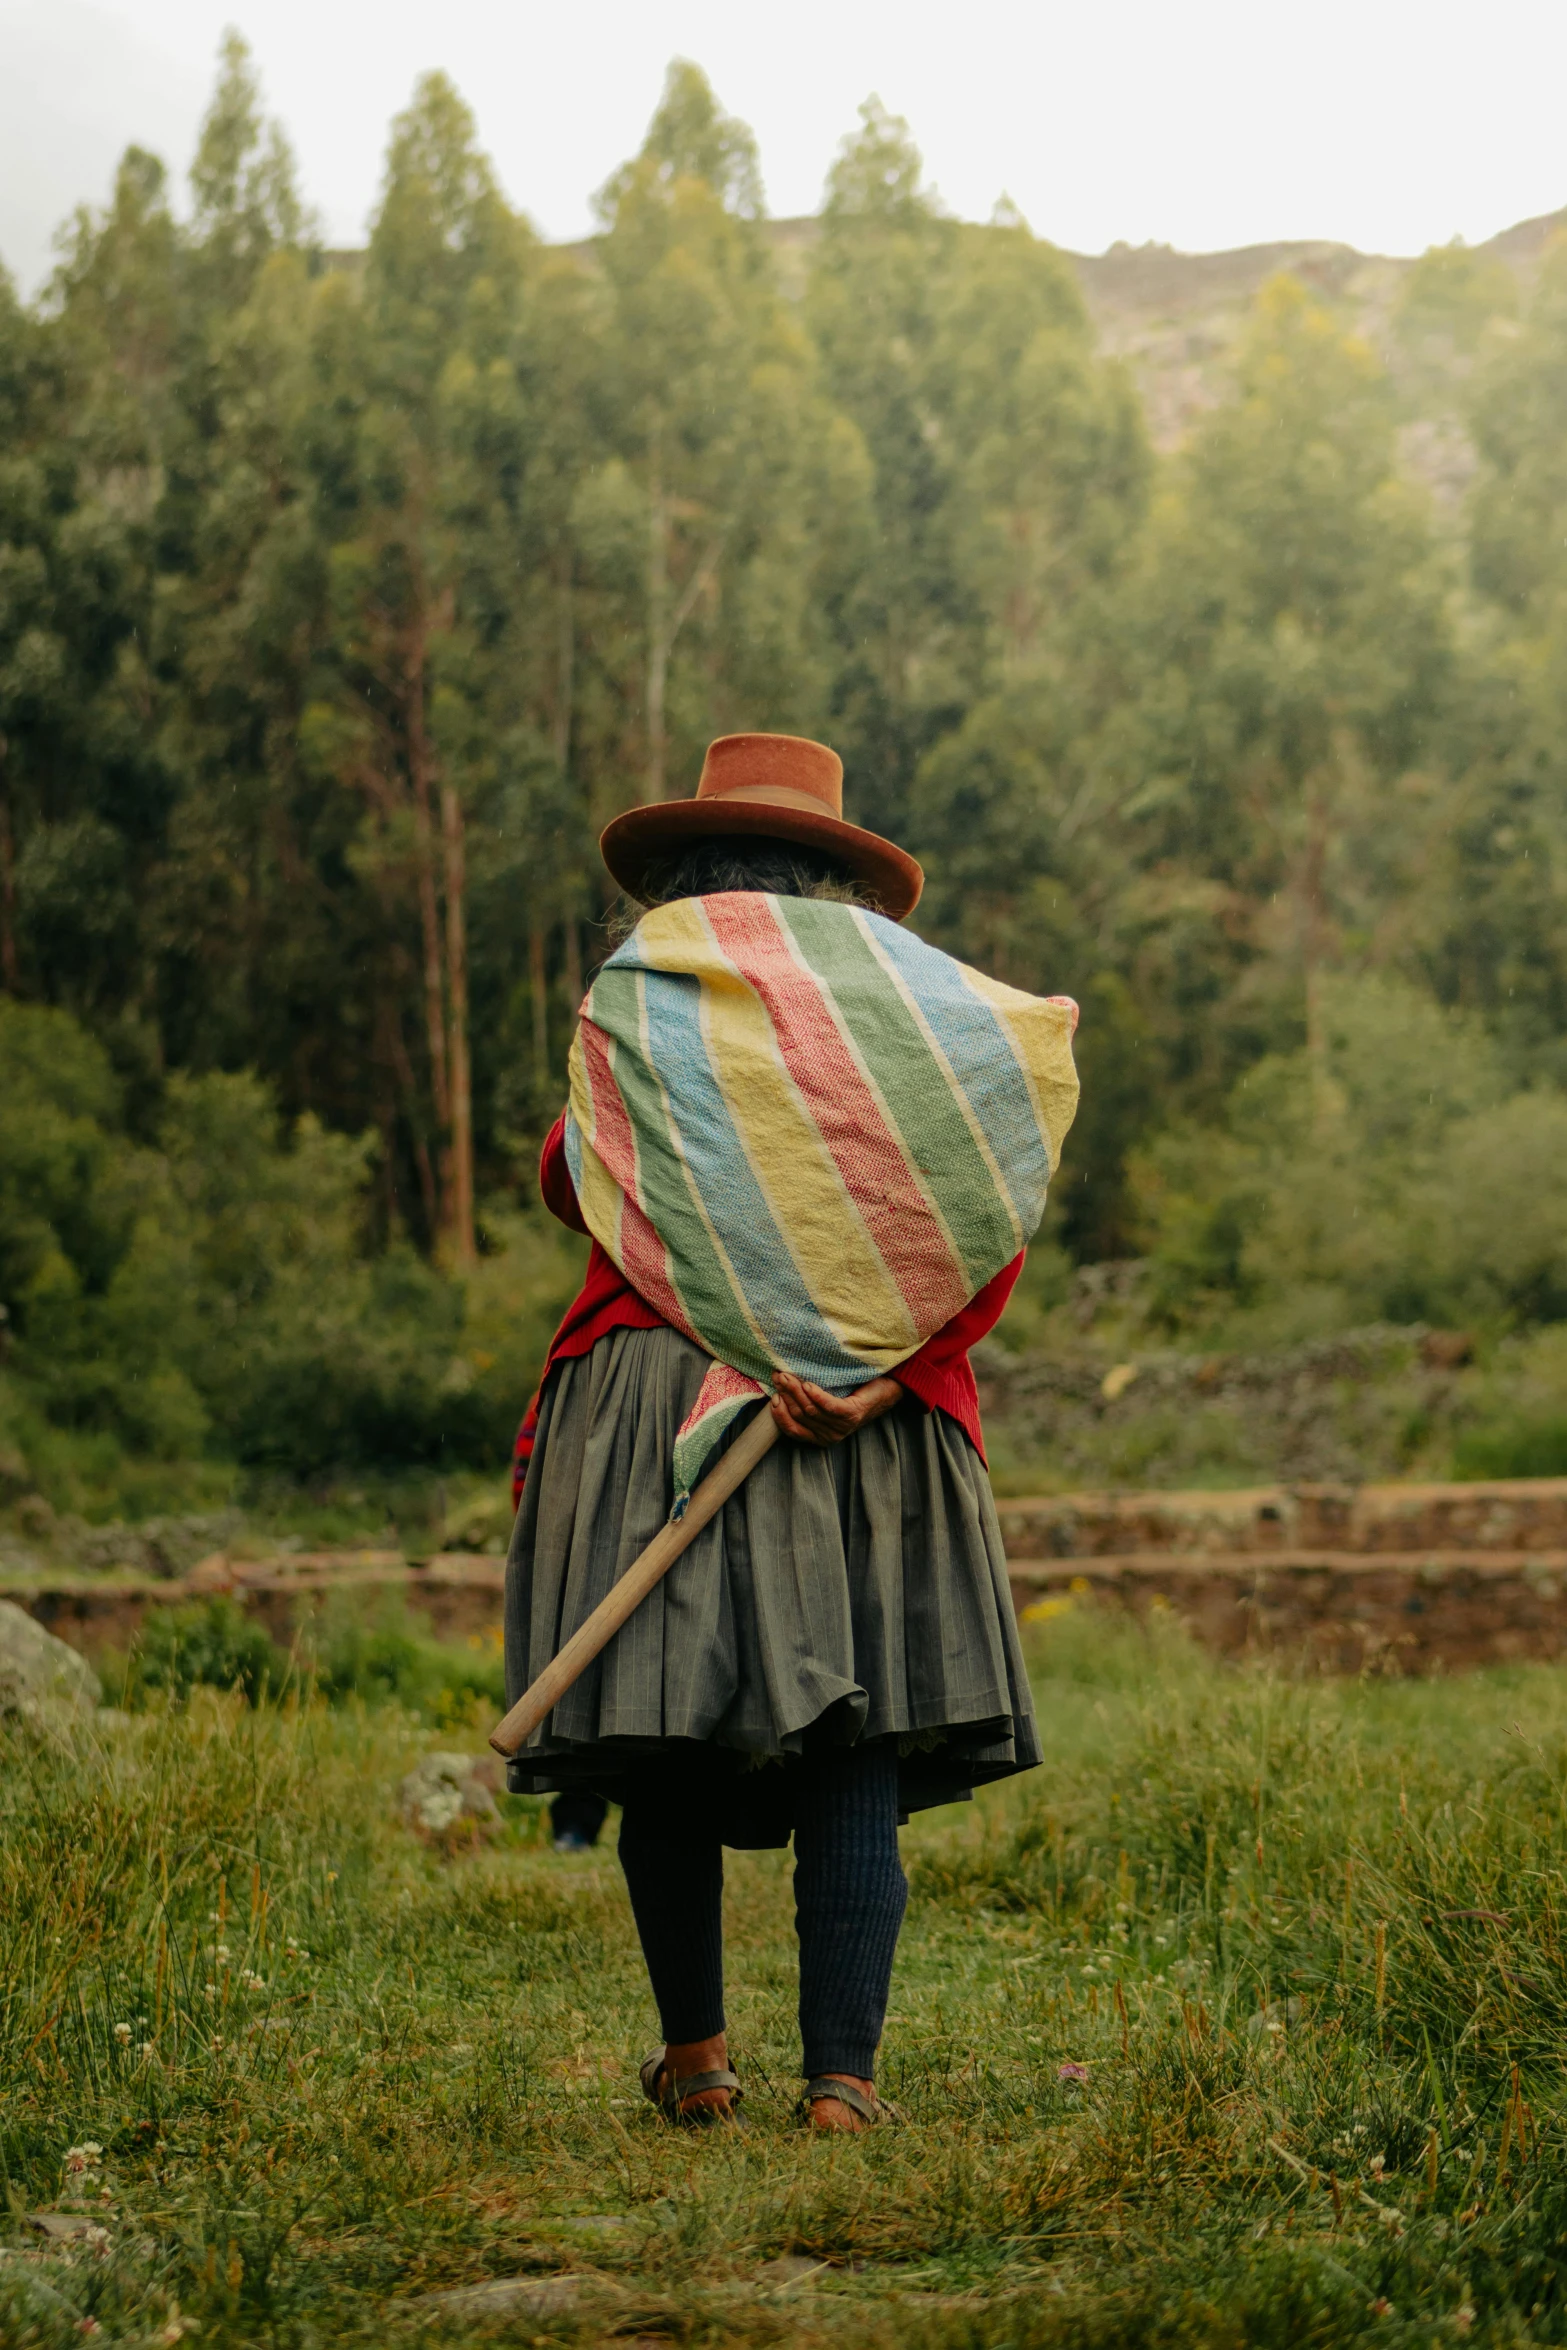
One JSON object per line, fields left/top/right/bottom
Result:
{"left": 628, "top": 952, "right": 872, "bottom": 1389}
{"left": 856, "top": 912, "right": 1053, "bottom": 1235}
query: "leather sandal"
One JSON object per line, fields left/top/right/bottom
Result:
{"left": 639, "top": 2049, "right": 743, "bottom": 2126}
{"left": 796, "top": 2075, "right": 900, "bottom": 2128}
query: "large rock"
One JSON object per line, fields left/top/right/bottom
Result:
{"left": 0, "top": 1600, "right": 101, "bottom": 1724}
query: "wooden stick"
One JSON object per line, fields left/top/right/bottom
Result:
{"left": 488, "top": 1407, "right": 780, "bottom": 1760}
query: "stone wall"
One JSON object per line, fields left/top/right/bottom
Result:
{"left": 999, "top": 1479, "right": 1567, "bottom": 1672}
{"left": 13, "top": 1478, "right": 1567, "bottom": 1678}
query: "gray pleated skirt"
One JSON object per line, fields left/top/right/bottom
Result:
{"left": 502, "top": 1324, "right": 1041, "bottom": 1841}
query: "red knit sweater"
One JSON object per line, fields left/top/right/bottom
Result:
{"left": 511, "top": 1113, "right": 1020, "bottom": 1503}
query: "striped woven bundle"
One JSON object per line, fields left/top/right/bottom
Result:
{"left": 564, "top": 893, "right": 1080, "bottom": 1508}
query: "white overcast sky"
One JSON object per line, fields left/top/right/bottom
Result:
{"left": 2, "top": 0, "right": 1564, "bottom": 296}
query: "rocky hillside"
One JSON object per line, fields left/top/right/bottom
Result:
{"left": 543, "top": 200, "right": 1567, "bottom": 496}
{"left": 1064, "top": 209, "right": 1564, "bottom": 445}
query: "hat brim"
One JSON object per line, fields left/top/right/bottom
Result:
{"left": 600, "top": 798, "right": 923, "bottom": 921}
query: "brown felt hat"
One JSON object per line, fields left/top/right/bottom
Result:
{"left": 599, "top": 733, "right": 924, "bottom": 921}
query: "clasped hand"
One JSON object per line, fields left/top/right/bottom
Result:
{"left": 769, "top": 1367, "right": 902, "bottom": 1447}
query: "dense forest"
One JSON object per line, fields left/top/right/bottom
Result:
{"left": 4, "top": 39, "right": 1567, "bottom": 1511}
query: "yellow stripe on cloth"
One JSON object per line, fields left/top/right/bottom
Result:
{"left": 849, "top": 914, "right": 1026, "bottom": 1256}
{"left": 635, "top": 899, "right": 922, "bottom": 1367}
{"left": 574, "top": 1132, "right": 624, "bottom": 1252}
{"left": 568, "top": 1037, "right": 627, "bottom": 1258}
{"left": 956, "top": 967, "right": 1081, "bottom": 1177}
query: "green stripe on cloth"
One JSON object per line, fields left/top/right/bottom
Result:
{"left": 774, "top": 898, "right": 1012, "bottom": 1287}
{"left": 567, "top": 896, "right": 1079, "bottom": 1510}
{"left": 587, "top": 965, "right": 771, "bottom": 1375}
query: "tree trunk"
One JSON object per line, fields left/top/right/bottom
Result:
{"left": 642, "top": 422, "right": 728, "bottom": 806}
{"left": 530, "top": 926, "right": 548, "bottom": 1078}
{"left": 0, "top": 734, "right": 16, "bottom": 994}
{"left": 405, "top": 622, "right": 454, "bottom": 1243}
{"left": 554, "top": 562, "right": 584, "bottom": 1042}
{"left": 553, "top": 555, "right": 574, "bottom": 776}
{"left": 1300, "top": 762, "right": 1334, "bottom": 1127}
{"left": 563, "top": 916, "right": 583, "bottom": 1020}
{"left": 644, "top": 422, "right": 668, "bottom": 804}
{"left": 385, "top": 996, "right": 439, "bottom": 1246}
{"left": 441, "top": 776, "right": 475, "bottom": 1269}
{"left": 369, "top": 992, "right": 403, "bottom": 1247}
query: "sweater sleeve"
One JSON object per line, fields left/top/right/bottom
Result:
{"left": 888, "top": 1252, "right": 1024, "bottom": 1462}
{"left": 901, "top": 1254, "right": 1023, "bottom": 1376}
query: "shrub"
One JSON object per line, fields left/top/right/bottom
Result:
{"left": 311, "top": 1614, "right": 505, "bottom": 1717}
{"left": 122, "top": 1594, "right": 505, "bottom": 1718}
{"left": 0, "top": 1000, "right": 587, "bottom": 1492}
{"left": 1133, "top": 975, "right": 1567, "bottom": 1332}
{"left": 1453, "top": 1416, "right": 1567, "bottom": 1480}
{"left": 133, "top": 1597, "right": 289, "bottom": 1704}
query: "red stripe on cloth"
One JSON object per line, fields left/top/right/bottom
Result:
{"left": 511, "top": 1121, "right": 1025, "bottom": 1512}
{"left": 617, "top": 1188, "right": 699, "bottom": 1340}
{"left": 578, "top": 1018, "right": 637, "bottom": 1209}
{"left": 579, "top": 1017, "right": 693, "bottom": 1337}
{"left": 674, "top": 1359, "right": 765, "bottom": 1446}
{"left": 702, "top": 895, "right": 969, "bottom": 1332}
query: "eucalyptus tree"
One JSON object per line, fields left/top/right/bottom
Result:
{"left": 1105, "top": 277, "right": 1454, "bottom": 1136}
{"left": 590, "top": 63, "right": 852, "bottom": 815}
{"left": 1421, "top": 236, "right": 1567, "bottom": 1069}
{"left": 0, "top": 164, "right": 169, "bottom": 1042}
{"left": 804, "top": 100, "right": 961, "bottom": 838}
{"left": 300, "top": 73, "right": 531, "bottom": 1265}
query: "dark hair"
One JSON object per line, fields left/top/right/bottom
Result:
{"left": 608, "top": 834, "right": 881, "bottom": 942}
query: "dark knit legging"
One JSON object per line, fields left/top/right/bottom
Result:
{"left": 618, "top": 1744, "right": 908, "bottom": 2081}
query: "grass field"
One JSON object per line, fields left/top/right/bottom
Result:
{"left": 6, "top": 1611, "right": 1567, "bottom": 2347}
